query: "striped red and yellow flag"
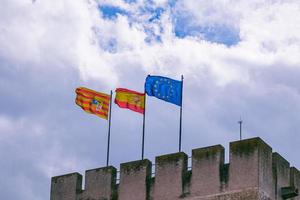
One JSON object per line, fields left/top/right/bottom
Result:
{"left": 75, "top": 87, "right": 110, "bottom": 120}
{"left": 115, "top": 88, "right": 145, "bottom": 114}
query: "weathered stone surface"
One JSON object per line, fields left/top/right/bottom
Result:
{"left": 118, "top": 159, "right": 151, "bottom": 200}
{"left": 272, "top": 153, "right": 290, "bottom": 200}
{"left": 50, "top": 137, "right": 299, "bottom": 200}
{"left": 50, "top": 173, "right": 82, "bottom": 200}
{"left": 185, "top": 188, "right": 261, "bottom": 200}
{"left": 78, "top": 166, "right": 117, "bottom": 200}
{"left": 190, "top": 145, "right": 225, "bottom": 197}
{"left": 290, "top": 167, "right": 300, "bottom": 200}
{"left": 153, "top": 152, "right": 188, "bottom": 200}
{"left": 228, "top": 137, "right": 273, "bottom": 199}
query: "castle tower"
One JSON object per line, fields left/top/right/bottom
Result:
{"left": 50, "top": 137, "right": 299, "bottom": 200}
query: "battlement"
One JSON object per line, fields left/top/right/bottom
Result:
{"left": 50, "top": 137, "right": 300, "bottom": 200}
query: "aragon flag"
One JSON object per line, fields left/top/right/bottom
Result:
{"left": 114, "top": 88, "right": 145, "bottom": 114}
{"left": 75, "top": 87, "right": 110, "bottom": 120}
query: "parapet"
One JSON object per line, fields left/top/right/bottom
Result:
{"left": 50, "top": 137, "right": 299, "bottom": 200}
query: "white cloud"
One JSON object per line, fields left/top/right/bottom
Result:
{"left": 37, "top": 142, "right": 86, "bottom": 178}
{"left": 0, "top": 115, "right": 14, "bottom": 133}
{"left": 91, "top": 0, "right": 300, "bottom": 87}
{"left": 2, "top": 0, "right": 299, "bottom": 87}
{"left": 11, "top": 174, "right": 40, "bottom": 200}
{"left": 0, "top": 115, "right": 46, "bottom": 140}
{"left": 0, "top": 0, "right": 118, "bottom": 86}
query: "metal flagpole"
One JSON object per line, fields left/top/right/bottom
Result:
{"left": 142, "top": 88, "right": 146, "bottom": 160}
{"left": 106, "top": 90, "right": 113, "bottom": 166}
{"left": 238, "top": 117, "right": 243, "bottom": 140}
{"left": 179, "top": 75, "right": 184, "bottom": 152}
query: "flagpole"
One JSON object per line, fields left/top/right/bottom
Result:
{"left": 179, "top": 75, "right": 184, "bottom": 152}
{"left": 141, "top": 88, "right": 146, "bottom": 160}
{"left": 106, "top": 90, "right": 113, "bottom": 166}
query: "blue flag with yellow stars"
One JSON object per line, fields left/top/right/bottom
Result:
{"left": 145, "top": 75, "right": 182, "bottom": 106}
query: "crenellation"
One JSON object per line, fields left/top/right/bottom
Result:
{"left": 153, "top": 152, "right": 188, "bottom": 200}
{"left": 50, "top": 137, "right": 299, "bottom": 200}
{"left": 290, "top": 167, "right": 300, "bottom": 200}
{"left": 190, "top": 145, "right": 225, "bottom": 197}
{"left": 258, "top": 138, "right": 274, "bottom": 199}
{"left": 78, "top": 166, "right": 117, "bottom": 200}
{"left": 220, "top": 163, "right": 230, "bottom": 186}
{"left": 183, "top": 169, "right": 192, "bottom": 195}
{"left": 149, "top": 176, "right": 155, "bottom": 200}
{"left": 228, "top": 137, "right": 273, "bottom": 200}
{"left": 118, "top": 159, "right": 151, "bottom": 200}
{"left": 272, "top": 153, "right": 290, "bottom": 200}
{"left": 50, "top": 173, "right": 82, "bottom": 200}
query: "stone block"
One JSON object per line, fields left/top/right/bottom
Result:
{"left": 118, "top": 159, "right": 152, "bottom": 200}
{"left": 50, "top": 172, "right": 82, "bottom": 200}
{"left": 190, "top": 145, "right": 225, "bottom": 197}
{"left": 153, "top": 152, "right": 188, "bottom": 200}
{"left": 79, "top": 166, "right": 117, "bottom": 200}
{"left": 229, "top": 137, "right": 273, "bottom": 199}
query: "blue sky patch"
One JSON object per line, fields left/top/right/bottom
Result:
{"left": 203, "top": 25, "right": 240, "bottom": 46}
{"left": 124, "top": 0, "right": 136, "bottom": 3}
{"left": 149, "top": 7, "right": 164, "bottom": 22}
{"left": 174, "top": 18, "right": 240, "bottom": 46}
{"left": 168, "top": 0, "right": 177, "bottom": 7}
{"left": 99, "top": 5, "right": 127, "bottom": 19}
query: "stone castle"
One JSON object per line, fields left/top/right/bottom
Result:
{"left": 50, "top": 137, "right": 299, "bottom": 200}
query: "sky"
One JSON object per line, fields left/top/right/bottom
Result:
{"left": 1, "top": 0, "right": 300, "bottom": 199}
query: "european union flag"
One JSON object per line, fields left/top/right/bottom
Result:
{"left": 145, "top": 75, "right": 182, "bottom": 106}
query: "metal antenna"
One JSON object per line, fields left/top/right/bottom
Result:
{"left": 238, "top": 117, "right": 243, "bottom": 140}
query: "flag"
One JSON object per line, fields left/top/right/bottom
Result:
{"left": 145, "top": 75, "right": 182, "bottom": 106}
{"left": 75, "top": 87, "right": 110, "bottom": 120}
{"left": 115, "top": 88, "right": 145, "bottom": 114}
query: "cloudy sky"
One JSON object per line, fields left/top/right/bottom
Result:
{"left": 1, "top": 0, "right": 300, "bottom": 199}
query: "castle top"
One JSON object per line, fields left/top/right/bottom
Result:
{"left": 50, "top": 137, "right": 300, "bottom": 200}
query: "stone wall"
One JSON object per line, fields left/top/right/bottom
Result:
{"left": 50, "top": 137, "right": 299, "bottom": 200}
